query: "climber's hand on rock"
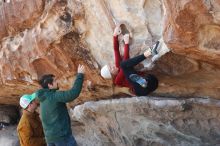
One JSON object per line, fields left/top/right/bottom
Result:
{"left": 114, "top": 26, "right": 122, "bottom": 36}
{"left": 123, "top": 34, "right": 130, "bottom": 44}
{"left": 77, "top": 64, "right": 85, "bottom": 74}
{"left": 109, "top": 65, "right": 119, "bottom": 75}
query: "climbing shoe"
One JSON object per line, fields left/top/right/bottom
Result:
{"left": 129, "top": 74, "right": 148, "bottom": 88}
{"left": 151, "top": 41, "right": 160, "bottom": 56}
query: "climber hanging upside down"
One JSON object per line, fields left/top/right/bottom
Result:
{"left": 100, "top": 25, "right": 167, "bottom": 96}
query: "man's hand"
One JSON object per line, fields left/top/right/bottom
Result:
{"left": 114, "top": 26, "right": 121, "bottom": 36}
{"left": 123, "top": 34, "right": 130, "bottom": 44}
{"left": 77, "top": 64, "right": 85, "bottom": 74}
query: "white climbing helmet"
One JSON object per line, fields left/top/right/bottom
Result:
{"left": 101, "top": 65, "right": 112, "bottom": 79}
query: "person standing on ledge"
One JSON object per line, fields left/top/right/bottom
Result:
{"left": 36, "top": 64, "right": 85, "bottom": 146}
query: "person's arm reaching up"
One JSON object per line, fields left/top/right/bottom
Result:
{"left": 53, "top": 64, "right": 85, "bottom": 103}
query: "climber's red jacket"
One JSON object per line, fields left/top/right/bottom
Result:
{"left": 113, "top": 35, "right": 145, "bottom": 88}
{"left": 113, "top": 36, "right": 131, "bottom": 87}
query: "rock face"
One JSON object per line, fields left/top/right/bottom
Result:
{"left": 71, "top": 97, "right": 220, "bottom": 146}
{"left": 163, "top": 0, "right": 220, "bottom": 66}
{"left": 0, "top": 0, "right": 219, "bottom": 106}
{"left": 0, "top": 0, "right": 220, "bottom": 145}
{"left": 0, "top": 105, "right": 19, "bottom": 124}
{"left": 0, "top": 126, "right": 19, "bottom": 146}
{"left": 0, "top": 0, "right": 115, "bottom": 105}
{"left": 0, "top": 0, "right": 44, "bottom": 40}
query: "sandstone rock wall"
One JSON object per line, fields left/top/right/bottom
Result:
{"left": 71, "top": 97, "right": 220, "bottom": 146}
{"left": 0, "top": 0, "right": 220, "bottom": 146}
{"left": 164, "top": 0, "right": 220, "bottom": 66}
{"left": 0, "top": 126, "right": 19, "bottom": 146}
{"left": 0, "top": 0, "right": 44, "bottom": 40}
{"left": 0, "top": 0, "right": 219, "bottom": 106}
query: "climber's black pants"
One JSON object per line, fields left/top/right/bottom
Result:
{"left": 120, "top": 54, "right": 158, "bottom": 96}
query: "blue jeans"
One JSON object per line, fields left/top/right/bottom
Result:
{"left": 47, "top": 135, "right": 77, "bottom": 146}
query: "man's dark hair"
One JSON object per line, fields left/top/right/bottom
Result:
{"left": 39, "top": 74, "right": 55, "bottom": 89}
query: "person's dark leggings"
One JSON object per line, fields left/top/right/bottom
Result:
{"left": 120, "top": 54, "right": 158, "bottom": 96}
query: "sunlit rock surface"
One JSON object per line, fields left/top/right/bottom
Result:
{"left": 0, "top": 0, "right": 44, "bottom": 40}
{"left": 0, "top": 0, "right": 220, "bottom": 145}
{"left": 164, "top": 0, "right": 220, "bottom": 66}
{"left": 0, "top": 0, "right": 219, "bottom": 105}
{"left": 71, "top": 97, "right": 220, "bottom": 146}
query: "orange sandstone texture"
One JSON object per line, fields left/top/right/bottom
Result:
{"left": 0, "top": 0, "right": 219, "bottom": 106}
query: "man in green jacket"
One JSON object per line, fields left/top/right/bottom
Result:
{"left": 36, "top": 64, "right": 85, "bottom": 146}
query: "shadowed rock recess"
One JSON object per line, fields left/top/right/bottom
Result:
{"left": 0, "top": 0, "right": 220, "bottom": 145}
